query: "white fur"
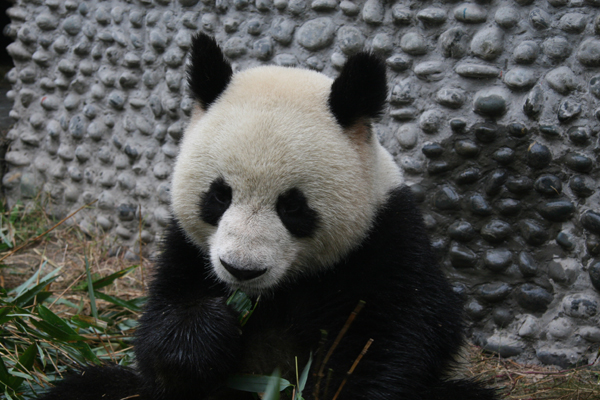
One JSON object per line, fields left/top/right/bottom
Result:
{"left": 172, "top": 66, "right": 403, "bottom": 294}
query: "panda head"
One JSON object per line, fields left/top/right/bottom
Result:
{"left": 172, "top": 34, "right": 403, "bottom": 295}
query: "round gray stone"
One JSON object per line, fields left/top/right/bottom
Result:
{"left": 223, "top": 37, "right": 248, "bottom": 58}
{"left": 454, "top": 4, "right": 486, "bottom": 23}
{"left": 542, "top": 36, "right": 571, "bottom": 61}
{"left": 474, "top": 91, "right": 507, "bottom": 117}
{"left": 504, "top": 68, "right": 537, "bottom": 90}
{"left": 417, "top": 7, "right": 446, "bottom": 25}
{"left": 271, "top": 18, "right": 296, "bottom": 45}
{"left": 439, "top": 27, "right": 469, "bottom": 58}
{"left": 62, "top": 15, "right": 82, "bottom": 36}
{"left": 577, "top": 39, "right": 600, "bottom": 67}
{"left": 400, "top": 32, "right": 427, "bottom": 55}
{"left": 297, "top": 18, "right": 335, "bottom": 50}
{"left": 419, "top": 109, "right": 443, "bottom": 133}
{"left": 362, "top": 0, "right": 384, "bottom": 24}
{"left": 558, "top": 13, "right": 587, "bottom": 34}
{"left": 546, "top": 66, "right": 577, "bottom": 95}
{"left": 529, "top": 8, "right": 551, "bottom": 30}
{"left": 414, "top": 61, "right": 445, "bottom": 81}
{"left": 435, "top": 87, "right": 465, "bottom": 108}
{"left": 495, "top": 7, "right": 519, "bottom": 29}
{"left": 337, "top": 26, "right": 365, "bottom": 55}
{"left": 372, "top": 33, "right": 392, "bottom": 53}
{"left": 36, "top": 14, "right": 59, "bottom": 30}
{"left": 471, "top": 27, "right": 503, "bottom": 61}
{"left": 513, "top": 40, "right": 539, "bottom": 64}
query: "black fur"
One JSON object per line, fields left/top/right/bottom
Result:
{"left": 38, "top": 187, "right": 499, "bottom": 400}
{"left": 276, "top": 188, "right": 319, "bottom": 238}
{"left": 328, "top": 52, "right": 388, "bottom": 129}
{"left": 187, "top": 33, "right": 233, "bottom": 110}
{"left": 37, "top": 365, "right": 143, "bottom": 400}
{"left": 199, "top": 178, "right": 233, "bottom": 226}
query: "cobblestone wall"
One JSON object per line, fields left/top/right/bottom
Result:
{"left": 5, "top": 0, "right": 600, "bottom": 367}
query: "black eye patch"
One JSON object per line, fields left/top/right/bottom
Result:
{"left": 199, "top": 178, "right": 232, "bottom": 226}
{"left": 276, "top": 188, "right": 319, "bottom": 238}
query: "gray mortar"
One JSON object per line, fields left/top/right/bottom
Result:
{"left": 4, "top": 0, "right": 600, "bottom": 367}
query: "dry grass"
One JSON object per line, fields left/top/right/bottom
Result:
{"left": 0, "top": 200, "right": 149, "bottom": 297}
{"left": 1, "top": 199, "right": 599, "bottom": 399}
{"left": 467, "top": 346, "right": 600, "bottom": 400}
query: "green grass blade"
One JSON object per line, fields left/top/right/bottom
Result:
{"left": 85, "top": 254, "right": 98, "bottom": 320}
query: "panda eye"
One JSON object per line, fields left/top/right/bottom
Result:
{"left": 276, "top": 188, "right": 319, "bottom": 238}
{"left": 200, "top": 178, "right": 232, "bottom": 226}
{"left": 212, "top": 186, "right": 231, "bottom": 205}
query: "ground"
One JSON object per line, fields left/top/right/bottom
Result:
{"left": 0, "top": 199, "right": 598, "bottom": 399}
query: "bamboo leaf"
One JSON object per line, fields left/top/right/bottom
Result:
{"left": 77, "top": 265, "right": 139, "bottom": 291}
{"left": 16, "top": 344, "right": 37, "bottom": 372}
{"left": 297, "top": 352, "right": 313, "bottom": 396}
{"left": 227, "top": 374, "right": 292, "bottom": 392}
{"left": 37, "top": 305, "right": 82, "bottom": 338}
{"left": 263, "top": 370, "right": 281, "bottom": 400}
{"left": 94, "top": 291, "right": 141, "bottom": 312}
{"left": 13, "top": 279, "right": 57, "bottom": 308}
{"left": 9, "top": 262, "right": 56, "bottom": 298}
{"left": 0, "top": 356, "right": 13, "bottom": 389}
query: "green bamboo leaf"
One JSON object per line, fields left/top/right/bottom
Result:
{"left": 30, "top": 319, "right": 82, "bottom": 342}
{"left": 37, "top": 305, "right": 82, "bottom": 338}
{"left": 0, "top": 356, "right": 13, "bottom": 389}
{"left": 35, "top": 343, "right": 46, "bottom": 369}
{"left": 16, "top": 344, "right": 37, "bottom": 371}
{"left": 13, "top": 276, "right": 58, "bottom": 307}
{"left": 0, "top": 306, "right": 14, "bottom": 325}
{"left": 90, "top": 265, "right": 139, "bottom": 290}
{"left": 9, "top": 262, "right": 57, "bottom": 298}
{"left": 94, "top": 291, "right": 141, "bottom": 312}
{"left": 297, "top": 352, "right": 313, "bottom": 395}
{"left": 8, "top": 344, "right": 38, "bottom": 391}
{"left": 0, "top": 228, "right": 13, "bottom": 249}
{"left": 72, "top": 342, "right": 101, "bottom": 365}
{"left": 263, "top": 370, "right": 281, "bottom": 400}
{"left": 227, "top": 374, "right": 292, "bottom": 392}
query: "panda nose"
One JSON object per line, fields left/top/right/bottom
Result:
{"left": 220, "top": 259, "right": 267, "bottom": 281}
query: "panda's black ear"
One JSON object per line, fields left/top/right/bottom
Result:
{"left": 187, "top": 33, "right": 233, "bottom": 110}
{"left": 328, "top": 53, "right": 387, "bottom": 129}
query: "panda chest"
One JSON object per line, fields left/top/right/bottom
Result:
{"left": 238, "top": 317, "right": 313, "bottom": 382}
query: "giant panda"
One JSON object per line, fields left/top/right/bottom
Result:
{"left": 40, "top": 33, "right": 500, "bottom": 400}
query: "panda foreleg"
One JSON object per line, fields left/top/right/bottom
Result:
{"left": 133, "top": 222, "right": 242, "bottom": 400}
{"left": 134, "top": 295, "right": 242, "bottom": 399}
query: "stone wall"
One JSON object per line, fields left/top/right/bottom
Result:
{"left": 4, "top": 0, "right": 600, "bottom": 367}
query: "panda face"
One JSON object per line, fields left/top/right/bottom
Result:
{"left": 172, "top": 34, "right": 403, "bottom": 295}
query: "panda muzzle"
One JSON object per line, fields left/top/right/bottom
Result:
{"left": 220, "top": 258, "right": 268, "bottom": 281}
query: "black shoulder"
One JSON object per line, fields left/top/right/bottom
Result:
{"left": 328, "top": 52, "right": 387, "bottom": 129}
{"left": 152, "top": 219, "right": 228, "bottom": 300}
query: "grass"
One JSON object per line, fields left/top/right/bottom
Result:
{"left": 0, "top": 198, "right": 598, "bottom": 399}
